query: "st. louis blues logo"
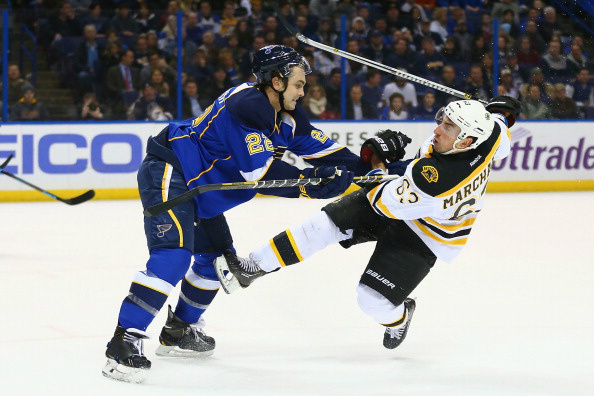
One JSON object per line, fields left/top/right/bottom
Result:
{"left": 421, "top": 166, "right": 439, "bottom": 183}
{"left": 157, "top": 224, "right": 173, "bottom": 237}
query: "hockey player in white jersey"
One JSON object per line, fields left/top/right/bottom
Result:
{"left": 215, "top": 96, "right": 521, "bottom": 349}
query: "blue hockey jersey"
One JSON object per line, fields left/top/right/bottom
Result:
{"left": 164, "top": 82, "right": 366, "bottom": 218}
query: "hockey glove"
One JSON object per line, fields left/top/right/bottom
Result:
{"left": 485, "top": 95, "right": 521, "bottom": 127}
{"left": 299, "top": 166, "right": 354, "bottom": 199}
{"left": 360, "top": 130, "right": 412, "bottom": 166}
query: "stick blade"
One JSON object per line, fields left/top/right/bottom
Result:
{"left": 0, "top": 154, "right": 14, "bottom": 169}
{"left": 59, "top": 189, "right": 95, "bottom": 205}
{"left": 214, "top": 255, "right": 241, "bottom": 294}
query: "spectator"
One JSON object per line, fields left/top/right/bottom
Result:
{"left": 567, "top": 68, "right": 594, "bottom": 112}
{"left": 235, "top": 20, "right": 254, "bottom": 50}
{"left": 159, "top": 15, "right": 197, "bottom": 60}
{"left": 303, "top": 84, "right": 327, "bottom": 119}
{"left": 551, "top": 83, "right": 580, "bottom": 119}
{"left": 414, "top": 20, "right": 444, "bottom": 51}
{"left": 133, "top": 35, "right": 150, "bottom": 68}
{"left": 363, "top": 30, "right": 389, "bottom": 64}
{"left": 538, "top": 6, "right": 562, "bottom": 44}
{"left": 80, "top": 92, "right": 105, "bottom": 120}
{"left": 429, "top": 8, "right": 448, "bottom": 43}
{"left": 504, "top": 53, "right": 528, "bottom": 89}
{"left": 218, "top": 49, "right": 242, "bottom": 86}
{"left": 346, "top": 83, "right": 375, "bottom": 120}
{"left": 247, "top": 0, "right": 266, "bottom": 35}
{"left": 0, "top": 64, "right": 33, "bottom": 106}
{"left": 441, "top": 36, "right": 462, "bottom": 63}
{"left": 83, "top": 2, "right": 109, "bottom": 37}
{"left": 520, "top": 67, "right": 554, "bottom": 102}
{"left": 181, "top": 79, "right": 210, "bottom": 119}
{"left": 464, "top": 64, "right": 491, "bottom": 102}
{"left": 197, "top": 0, "right": 222, "bottom": 35}
{"left": 105, "top": 49, "right": 141, "bottom": 119}
{"left": 323, "top": 67, "right": 342, "bottom": 114}
{"left": 203, "top": 67, "right": 232, "bottom": 103}
{"left": 309, "top": 0, "right": 337, "bottom": 21}
{"left": 220, "top": 1, "right": 239, "bottom": 37}
{"left": 415, "top": 37, "right": 445, "bottom": 79}
{"left": 74, "top": 24, "right": 104, "bottom": 98}
{"left": 150, "top": 68, "right": 170, "bottom": 98}
{"left": 349, "top": 16, "right": 369, "bottom": 50}
{"left": 239, "top": 34, "right": 267, "bottom": 79}
{"left": 497, "top": 68, "right": 520, "bottom": 99}
{"left": 491, "top": 0, "right": 521, "bottom": 24}
{"left": 524, "top": 21, "right": 546, "bottom": 54}
{"left": 380, "top": 92, "right": 408, "bottom": 120}
{"left": 130, "top": 83, "right": 175, "bottom": 121}
{"left": 110, "top": 4, "right": 139, "bottom": 40}
{"left": 42, "top": 1, "right": 83, "bottom": 67}
{"left": 413, "top": 91, "right": 439, "bottom": 120}
{"left": 452, "top": 21, "right": 472, "bottom": 60}
{"left": 385, "top": 38, "right": 417, "bottom": 72}
{"left": 516, "top": 36, "right": 540, "bottom": 69}
{"left": 198, "top": 30, "right": 220, "bottom": 65}
{"left": 185, "top": 48, "right": 213, "bottom": 85}
{"left": 159, "top": 1, "right": 181, "bottom": 29}
{"left": 313, "top": 49, "right": 341, "bottom": 78}
{"left": 10, "top": 88, "right": 48, "bottom": 121}
{"left": 520, "top": 84, "right": 552, "bottom": 119}
{"left": 141, "top": 51, "right": 176, "bottom": 87}
{"left": 360, "top": 70, "right": 383, "bottom": 118}
{"left": 566, "top": 43, "right": 592, "bottom": 76}
{"left": 385, "top": 4, "right": 408, "bottom": 33}
{"left": 382, "top": 70, "right": 418, "bottom": 108}
{"left": 499, "top": 9, "right": 520, "bottom": 38}
{"left": 481, "top": 52, "right": 495, "bottom": 90}
{"left": 133, "top": 2, "right": 159, "bottom": 35}
{"left": 469, "top": 34, "right": 489, "bottom": 64}
{"left": 344, "top": 39, "right": 367, "bottom": 77}
{"left": 540, "top": 40, "right": 568, "bottom": 82}
{"left": 435, "top": 65, "right": 463, "bottom": 106}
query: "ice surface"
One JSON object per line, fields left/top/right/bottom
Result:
{"left": 1, "top": 192, "right": 593, "bottom": 396}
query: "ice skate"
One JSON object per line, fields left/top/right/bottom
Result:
{"left": 215, "top": 249, "right": 266, "bottom": 294}
{"left": 102, "top": 325, "right": 151, "bottom": 383}
{"left": 383, "top": 298, "right": 416, "bottom": 349}
{"left": 155, "top": 305, "right": 215, "bottom": 358}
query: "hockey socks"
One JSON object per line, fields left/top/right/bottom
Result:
{"left": 253, "top": 211, "right": 352, "bottom": 272}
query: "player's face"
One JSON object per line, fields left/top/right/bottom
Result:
{"left": 282, "top": 67, "right": 306, "bottom": 110}
{"left": 433, "top": 115, "right": 461, "bottom": 153}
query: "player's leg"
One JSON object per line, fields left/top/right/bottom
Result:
{"left": 103, "top": 156, "right": 194, "bottom": 382}
{"left": 216, "top": 188, "right": 380, "bottom": 291}
{"left": 356, "top": 220, "right": 436, "bottom": 349}
{"left": 155, "top": 214, "right": 233, "bottom": 357}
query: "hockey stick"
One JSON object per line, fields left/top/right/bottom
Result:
{"left": 277, "top": 13, "right": 487, "bottom": 105}
{"left": 143, "top": 174, "right": 399, "bottom": 217}
{"left": 0, "top": 160, "right": 95, "bottom": 205}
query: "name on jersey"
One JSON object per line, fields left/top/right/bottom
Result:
{"left": 365, "top": 269, "right": 396, "bottom": 289}
{"left": 443, "top": 162, "right": 491, "bottom": 210}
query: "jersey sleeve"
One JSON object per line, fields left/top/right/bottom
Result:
{"left": 366, "top": 159, "right": 443, "bottom": 220}
{"left": 492, "top": 116, "right": 511, "bottom": 161}
{"left": 282, "top": 105, "right": 371, "bottom": 175}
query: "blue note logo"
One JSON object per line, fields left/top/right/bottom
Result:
{"left": 157, "top": 224, "right": 173, "bottom": 237}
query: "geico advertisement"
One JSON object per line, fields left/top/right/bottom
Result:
{"left": 0, "top": 121, "right": 593, "bottom": 192}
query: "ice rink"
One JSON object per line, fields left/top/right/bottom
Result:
{"left": 1, "top": 192, "right": 593, "bottom": 396}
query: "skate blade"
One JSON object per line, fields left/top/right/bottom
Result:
{"left": 214, "top": 255, "right": 241, "bottom": 294}
{"left": 155, "top": 344, "right": 215, "bottom": 358}
{"left": 102, "top": 358, "right": 148, "bottom": 383}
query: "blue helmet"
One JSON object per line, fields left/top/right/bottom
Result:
{"left": 252, "top": 45, "right": 311, "bottom": 84}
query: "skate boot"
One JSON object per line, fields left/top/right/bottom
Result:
{"left": 155, "top": 305, "right": 215, "bottom": 358}
{"left": 102, "top": 325, "right": 151, "bottom": 383}
{"left": 383, "top": 298, "right": 416, "bottom": 349}
{"left": 215, "top": 249, "right": 266, "bottom": 293}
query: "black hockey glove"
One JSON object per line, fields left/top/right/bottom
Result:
{"left": 485, "top": 95, "right": 521, "bottom": 127}
{"left": 299, "top": 166, "right": 354, "bottom": 199}
{"left": 360, "top": 130, "right": 412, "bottom": 166}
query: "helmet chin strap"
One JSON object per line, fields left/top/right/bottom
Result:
{"left": 271, "top": 77, "right": 289, "bottom": 112}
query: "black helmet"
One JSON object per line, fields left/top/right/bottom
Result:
{"left": 252, "top": 45, "right": 311, "bottom": 84}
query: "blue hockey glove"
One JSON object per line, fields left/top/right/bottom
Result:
{"left": 299, "top": 166, "right": 354, "bottom": 199}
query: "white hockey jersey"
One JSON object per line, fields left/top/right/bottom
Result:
{"left": 366, "top": 118, "right": 511, "bottom": 263}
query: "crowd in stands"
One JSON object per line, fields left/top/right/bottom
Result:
{"left": 2, "top": 0, "right": 593, "bottom": 121}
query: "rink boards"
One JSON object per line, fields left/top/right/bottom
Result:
{"left": 1, "top": 121, "right": 593, "bottom": 202}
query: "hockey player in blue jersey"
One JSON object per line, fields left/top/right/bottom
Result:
{"left": 102, "top": 45, "right": 410, "bottom": 383}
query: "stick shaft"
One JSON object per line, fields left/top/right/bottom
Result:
{"left": 143, "top": 174, "right": 400, "bottom": 217}
{"left": 278, "top": 14, "right": 486, "bottom": 105}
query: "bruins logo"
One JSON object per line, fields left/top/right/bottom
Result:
{"left": 421, "top": 166, "right": 439, "bottom": 183}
